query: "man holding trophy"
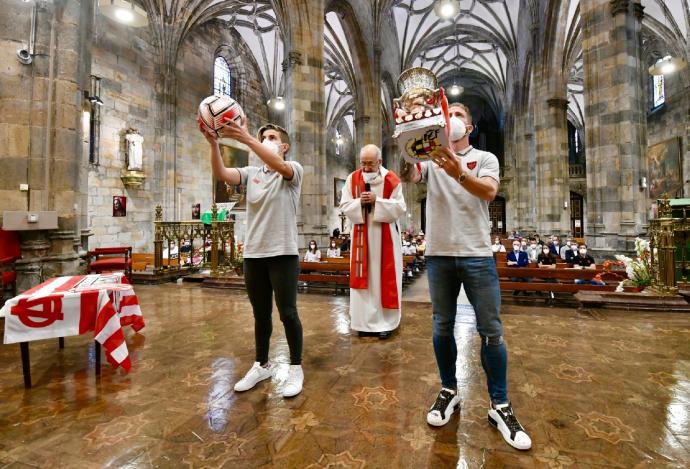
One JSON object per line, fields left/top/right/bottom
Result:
{"left": 398, "top": 67, "right": 531, "bottom": 451}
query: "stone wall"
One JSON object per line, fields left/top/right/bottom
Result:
{"left": 89, "top": 17, "right": 269, "bottom": 251}
{"left": 645, "top": 69, "right": 690, "bottom": 204}
{"left": 0, "top": 0, "right": 91, "bottom": 289}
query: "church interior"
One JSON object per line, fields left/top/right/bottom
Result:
{"left": 1, "top": 0, "right": 690, "bottom": 467}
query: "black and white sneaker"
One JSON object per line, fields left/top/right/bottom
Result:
{"left": 488, "top": 402, "right": 532, "bottom": 450}
{"left": 426, "top": 388, "right": 461, "bottom": 426}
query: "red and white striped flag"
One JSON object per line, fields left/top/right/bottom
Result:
{"left": 1, "top": 275, "right": 144, "bottom": 371}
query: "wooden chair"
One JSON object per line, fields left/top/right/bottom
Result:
{"left": 0, "top": 229, "right": 21, "bottom": 301}
{"left": 86, "top": 246, "right": 133, "bottom": 279}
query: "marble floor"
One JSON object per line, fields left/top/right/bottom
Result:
{"left": 0, "top": 280, "right": 689, "bottom": 468}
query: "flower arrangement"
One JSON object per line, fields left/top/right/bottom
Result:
{"left": 615, "top": 238, "right": 652, "bottom": 291}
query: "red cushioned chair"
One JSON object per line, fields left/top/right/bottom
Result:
{"left": 86, "top": 246, "right": 133, "bottom": 280}
{"left": 0, "top": 229, "right": 21, "bottom": 302}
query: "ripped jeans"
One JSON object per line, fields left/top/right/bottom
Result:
{"left": 427, "top": 256, "right": 508, "bottom": 404}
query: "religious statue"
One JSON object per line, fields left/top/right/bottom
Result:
{"left": 125, "top": 128, "right": 144, "bottom": 171}
{"left": 392, "top": 67, "right": 450, "bottom": 163}
{"left": 120, "top": 127, "right": 146, "bottom": 188}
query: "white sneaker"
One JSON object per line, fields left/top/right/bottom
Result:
{"left": 234, "top": 362, "right": 273, "bottom": 392}
{"left": 282, "top": 364, "right": 304, "bottom": 397}
{"left": 407, "top": 271, "right": 414, "bottom": 278}
{"left": 488, "top": 402, "right": 532, "bottom": 450}
{"left": 427, "top": 388, "right": 460, "bottom": 426}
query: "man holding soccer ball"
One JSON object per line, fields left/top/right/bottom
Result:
{"left": 198, "top": 113, "right": 305, "bottom": 398}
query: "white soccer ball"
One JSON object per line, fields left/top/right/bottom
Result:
{"left": 197, "top": 95, "right": 246, "bottom": 136}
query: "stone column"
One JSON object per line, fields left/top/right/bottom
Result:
{"left": 581, "top": 0, "right": 647, "bottom": 255}
{"left": 1, "top": 0, "right": 92, "bottom": 289}
{"left": 284, "top": 0, "right": 328, "bottom": 248}
{"left": 533, "top": 90, "right": 571, "bottom": 236}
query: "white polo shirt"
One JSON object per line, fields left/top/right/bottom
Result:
{"left": 419, "top": 146, "right": 500, "bottom": 257}
{"left": 237, "top": 161, "right": 303, "bottom": 258}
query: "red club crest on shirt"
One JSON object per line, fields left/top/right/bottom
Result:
{"left": 11, "top": 296, "right": 64, "bottom": 328}
{"left": 466, "top": 161, "right": 477, "bottom": 171}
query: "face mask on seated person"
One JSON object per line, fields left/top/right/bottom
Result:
{"left": 542, "top": 249, "right": 550, "bottom": 255}
{"left": 331, "top": 243, "right": 336, "bottom": 248}
{"left": 579, "top": 249, "right": 587, "bottom": 255}
{"left": 513, "top": 245, "right": 520, "bottom": 252}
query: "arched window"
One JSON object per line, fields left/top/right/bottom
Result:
{"left": 651, "top": 74, "right": 665, "bottom": 110}
{"left": 213, "top": 56, "right": 233, "bottom": 97}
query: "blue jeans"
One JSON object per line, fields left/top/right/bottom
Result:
{"left": 427, "top": 256, "right": 508, "bottom": 404}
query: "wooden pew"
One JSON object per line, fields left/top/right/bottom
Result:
{"left": 495, "top": 266, "right": 629, "bottom": 296}
{"left": 299, "top": 261, "right": 350, "bottom": 294}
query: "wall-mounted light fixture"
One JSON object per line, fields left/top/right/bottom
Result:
{"left": 267, "top": 96, "right": 285, "bottom": 111}
{"left": 84, "top": 76, "right": 103, "bottom": 165}
{"left": 99, "top": 0, "right": 148, "bottom": 27}
{"left": 640, "top": 176, "right": 647, "bottom": 190}
{"left": 563, "top": 200, "right": 568, "bottom": 209}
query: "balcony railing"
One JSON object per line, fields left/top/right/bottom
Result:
{"left": 569, "top": 163, "right": 586, "bottom": 178}
{"left": 153, "top": 204, "right": 237, "bottom": 277}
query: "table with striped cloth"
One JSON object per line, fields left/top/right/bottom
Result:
{"left": 0, "top": 273, "right": 144, "bottom": 371}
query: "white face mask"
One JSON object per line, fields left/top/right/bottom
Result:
{"left": 542, "top": 250, "right": 550, "bottom": 255}
{"left": 331, "top": 243, "right": 336, "bottom": 248}
{"left": 262, "top": 138, "right": 281, "bottom": 155}
{"left": 579, "top": 249, "right": 587, "bottom": 255}
{"left": 449, "top": 116, "right": 467, "bottom": 141}
{"left": 513, "top": 245, "right": 520, "bottom": 251}
{"left": 310, "top": 244, "right": 316, "bottom": 248}
{"left": 362, "top": 171, "right": 379, "bottom": 183}
{"left": 572, "top": 245, "right": 578, "bottom": 251}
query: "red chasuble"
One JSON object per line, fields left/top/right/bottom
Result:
{"left": 349, "top": 169, "right": 401, "bottom": 309}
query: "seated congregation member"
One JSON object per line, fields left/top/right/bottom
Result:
{"left": 526, "top": 238, "right": 540, "bottom": 263}
{"left": 560, "top": 238, "right": 572, "bottom": 259}
{"left": 416, "top": 235, "right": 427, "bottom": 256}
{"left": 537, "top": 245, "right": 558, "bottom": 298}
{"left": 507, "top": 240, "right": 529, "bottom": 268}
{"left": 572, "top": 244, "right": 605, "bottom": 285}
{"left": 200, "top": 119, "right": 305, "bottom": 397}
{"left": 508, "top": 237, "right": 530, "bottom": 296}
{"left": 340, "top": 144, "right": 406, "bottom": 340}
{"left": 491, "top": 236, "right": 506, "bottom": 254}
{"left": 326, "top": 240, "right": 341, "bottom": 258}
{"left": 303, "top": 240, "right": 321, "bottom": 262}
{"left": 534, "top": 234, "right": 544, "bottom": 247}
{"left": 339, "top": 235, "right": 351, "bottom": 252}
{"left": 537, "top": 246, "right": 557, "bottom": 268}
{"left": 549, "top": 236, "right": 561, "bottom": 256}
{"left": 565, "top": 242, "right": 578, "bottom": 264}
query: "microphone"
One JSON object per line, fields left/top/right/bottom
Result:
{"left": 364, "top": 183, "right": 371, "bottom": 213}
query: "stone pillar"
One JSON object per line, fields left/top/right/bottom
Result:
{"left": 354, "top": 114, "right": 370, "bottom": 155}
{"left": 1, "top": 0, "right": 92, "bottom": 289}
{"left": 581, "top": 0, "right": 647, "bottom": 255}
{"left": 533, "top": 92, "right": 571, "bottom": 236}
{"left": 284, "top": 0, "right": 328, "bottom": 248}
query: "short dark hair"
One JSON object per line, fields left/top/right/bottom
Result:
{"left": 258, "top": 124, "right": 290, "bottom": 146}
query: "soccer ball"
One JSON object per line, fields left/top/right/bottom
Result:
{"left": 197, "top": 95, "right": 246, "bottom": 136}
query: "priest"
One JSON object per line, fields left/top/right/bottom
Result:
{"left": 340, "top": 144, "right": 406, "bottom": 339}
